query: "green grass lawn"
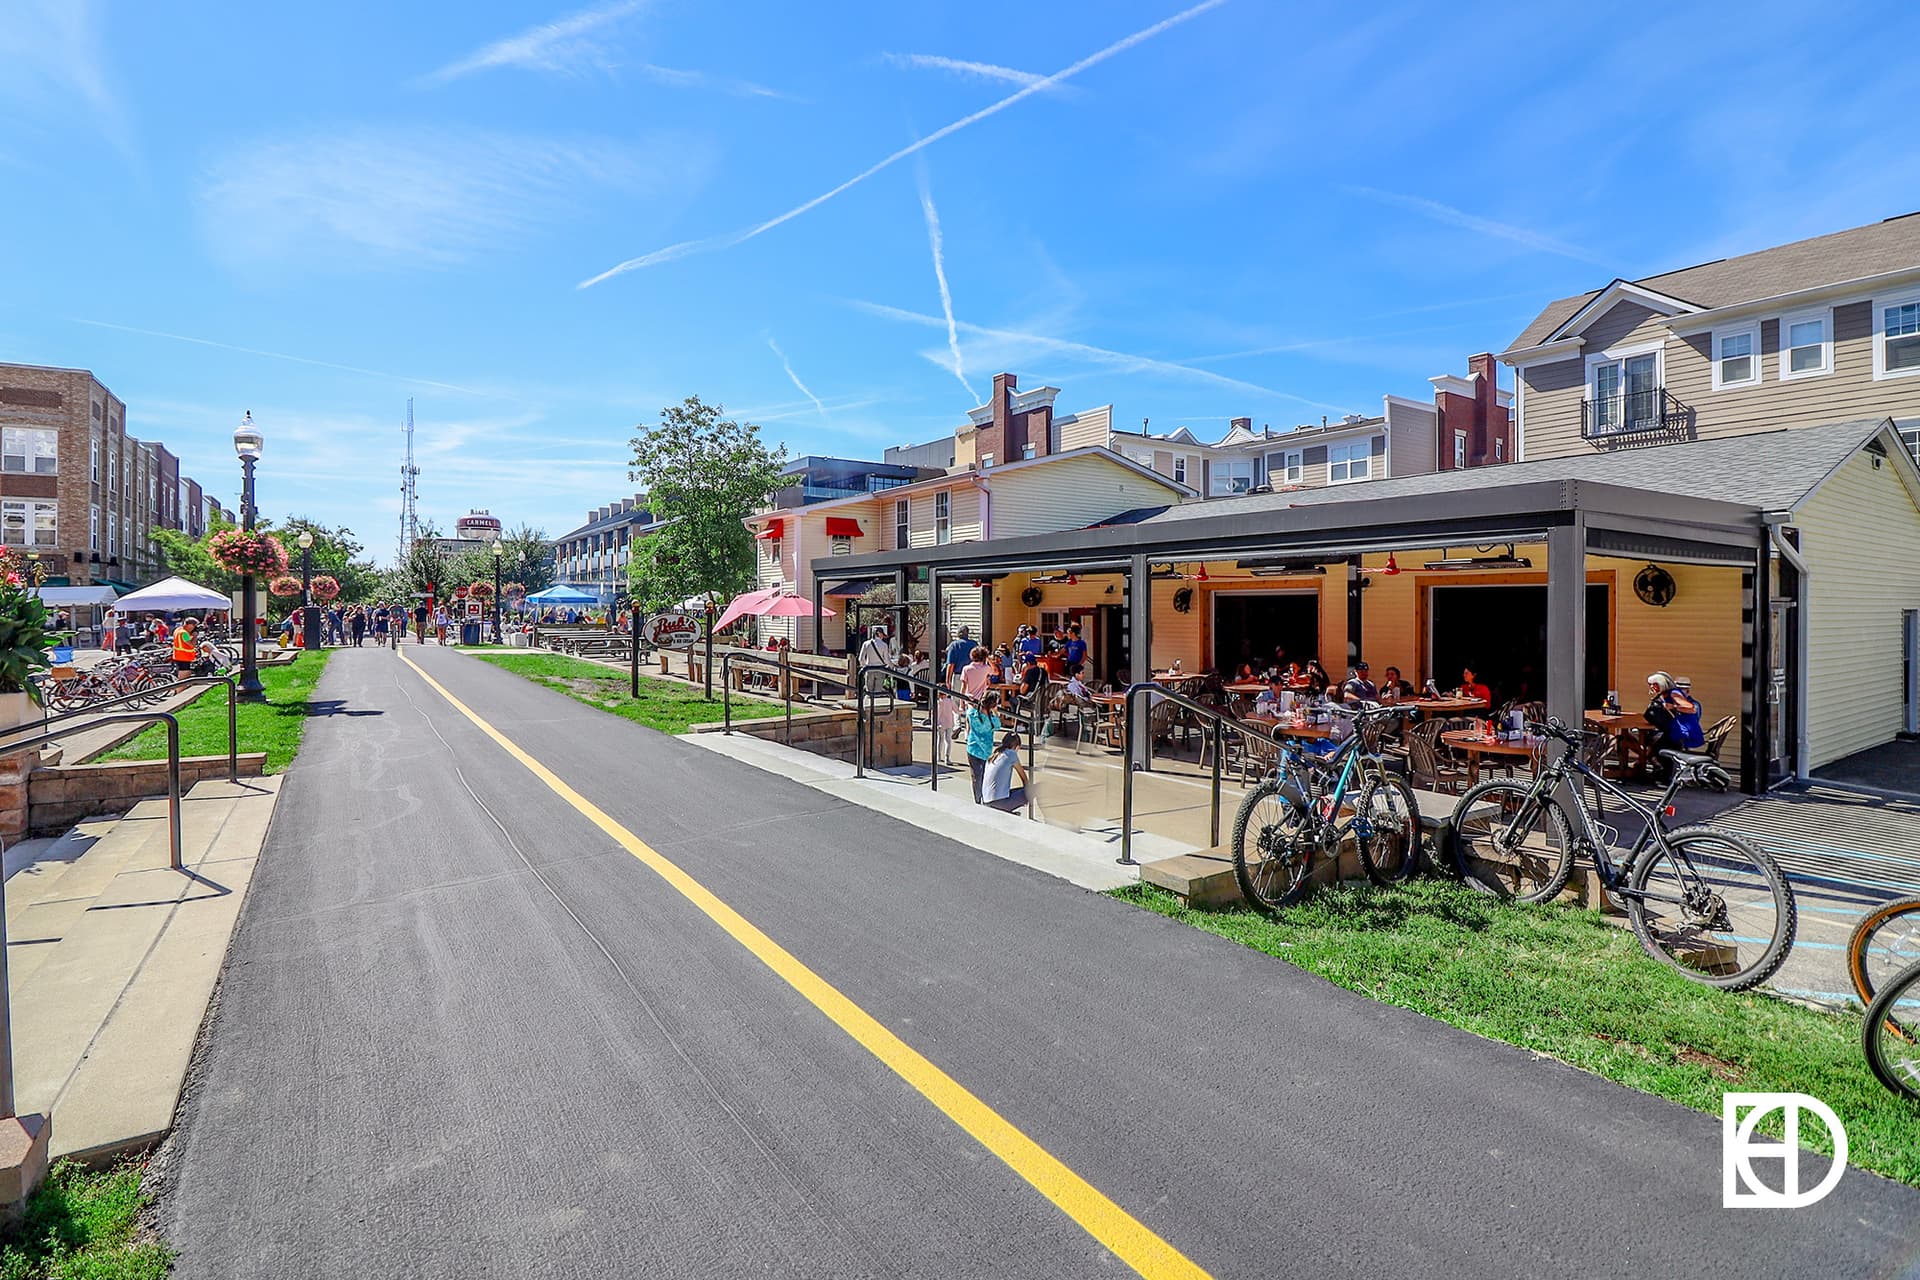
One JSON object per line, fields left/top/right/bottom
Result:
{"left": 100, "top": 650, "right": 332, "bottom": 774}
{"left": 1110, "top": 878, "right": 1920, "bottom": 1187}
{"left": 0, "top": 1159, "right": 170, "bottom": 1280}
{"left": 467, "top": 651, "right": 783, "bottom": 735}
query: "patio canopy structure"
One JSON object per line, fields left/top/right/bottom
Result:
{"left": 813, "top": 418, "right": 1920, "bottom": 792}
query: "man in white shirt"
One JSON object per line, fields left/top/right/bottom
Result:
{"left": 856, "top": 626, "right": 897, "bottom": 673}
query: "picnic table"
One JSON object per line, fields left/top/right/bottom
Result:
{"left": 1586, "top": 709, "right": 1657, "bottom": 777}
{"left": 1441, "top": 728, "right": 1540, "bottom": 784}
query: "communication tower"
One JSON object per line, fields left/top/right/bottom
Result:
{"left": 398, "top": 398, "right": 421, "bottom": 560}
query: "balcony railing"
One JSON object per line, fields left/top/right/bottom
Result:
{"left": 1581, "top": 387, "right": 1690, "bottom": 440}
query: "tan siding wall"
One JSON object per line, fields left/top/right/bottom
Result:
{"left": 1386, "top": 402, "right": 1436, "bottom": 477}
{"left": 984, "top": 455, "right": 1184, "bottom": 539}
{"left": 1605, "top": 558, "right": 1745, "bottom": 755}
{"left": 1797, "top": 452, "right": 1920, "bottom": 768}
{"left": 1055, "top": 405, "right": 1111, "bottom": 452}
{"left": 1523, "top": 296, "right": 1920, "bottom": 461}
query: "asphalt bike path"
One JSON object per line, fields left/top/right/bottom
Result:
{"left": 161, "top": 648, "right": 1920, "bottom": 1278}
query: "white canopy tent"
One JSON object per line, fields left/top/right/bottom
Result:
{"left": 33, "top": 586, "right": 119, "bottom": 609}
{"left": 109, "top": 576, "right": 232, "bottom": 612}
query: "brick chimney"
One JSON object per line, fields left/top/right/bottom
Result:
{"left": 620, "top": 497, "right": 635, "bottom": 512}
{"left": 1468, "top": 352, "right": 1498, "bottom": 464}
{"left": 1229, "top": 416, "right": 1252, "bottom": 433}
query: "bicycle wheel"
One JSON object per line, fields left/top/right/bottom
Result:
{"left": 1355, "top": 775, "right": 1423, "bottom": 885}
{"left": 1451, "top": 780, "right": 1575, "bottom": 903}
{"left": 1627, "top": 826, "right": 1796, "bottom": 991}
{"left": 1848, "top": 896, "right": 1920, "bottom": 1006}
{"left": 1231, "top": 780, "right": 1317, "bottom": 914}
{"left": 1862, "top": 958, "right": 1920, "bottom": 1100}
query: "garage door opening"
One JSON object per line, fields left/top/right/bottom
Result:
{"left": 1429, "top": 583, "right": 1609, "bottom": 709}
{"left": 1213, "top": 591, "right": 1319, "bottom": 674}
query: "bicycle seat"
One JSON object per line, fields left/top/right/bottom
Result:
{"left": 1657, "top": 749, "right": 1715, "bottom": 768}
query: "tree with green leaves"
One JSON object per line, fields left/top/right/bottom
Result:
{"left": 626, "top": 396, "right": 787, "bottom": 614}
{"left": 152, "top": 518, "right": 242, "bottom": 595}
{"left": 277, "top": 516, "right": 381, "bottom": 603}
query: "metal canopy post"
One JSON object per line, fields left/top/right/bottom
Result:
{"left": 1747, "top": 533, "right": 1770, "bottom": 794}
{"left": 1546, "top": 519, "right": 1587, "bottom": 796}
{"left": 1127, "top": 554, "right": 1151, "bottom": 770}
{"left": 928, "top": 568, "right": 942, "bottom": 793}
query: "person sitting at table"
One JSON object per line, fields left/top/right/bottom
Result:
{"left": 1379, "top": 665, "right": 1416, "bottom": 701}
{"left": 1016, "top": 651, "right": 1046, "bottom": 709}
{"left": 1232, "top": 661, "right": 1257, "bottom": 682}
{"left": 1062, "top": 623, "right": 1089, "bottom": 675}
{"left": 1451, "top": 664, "right": 1493, "bottom": 707}
{"left": 1341, "top": 661, "right": 1378, "bottom": 703}
{"left": 1302, "top": 658, "right": 1331, "bottom": 694}
{"left": 1643, "top": 671, "right": 1705, "bottom": 755}
{"left": 986, "top": 651, "right": 1007, "bottom": 685}
{"left": 1254, "top": 673, "right": 1288, "bottom": 707}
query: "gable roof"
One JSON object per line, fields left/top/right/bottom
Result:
{"left": 1137, "top": 417, "right": 1897, "bottom": 527}
{"left": 1504, "top": 212, "right": 1920, "bottom": 355}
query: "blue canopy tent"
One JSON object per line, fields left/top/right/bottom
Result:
{"left": 524, "top": 586, "right": 598, "bottom": 606}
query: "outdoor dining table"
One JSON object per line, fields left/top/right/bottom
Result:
{"left": 1154, "top": 671, "right": 1211, "bottom": 690}
{"left": 1407, "top": 696, "right": 1490, "bottom": 715}
{"left": 1244, "top": 712, "right": 1337, "bottom": 741}
{"left": 1440, "top": 728, "right": 1540, "bottom": 784}
{"left": 1222, "top": 680, "right": 1269, "bottom": 696}
{"left": 1586, "top": 709, "right": 1657, "bottom": 777}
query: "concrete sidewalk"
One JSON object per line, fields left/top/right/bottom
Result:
{"left": 6, "top": 776, "right": 281, "bottom": 1162}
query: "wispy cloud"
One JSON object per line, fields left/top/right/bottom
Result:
{"left": 1343, "top": 186, "right": 1608, "bottom": 266}
{"left": 767, "top": 338, "right": 826, "bottom": 417}
{"left": 421, "top": 0, "right": 644, "bottom": 84}
{"left": 69, "top": 318, "right": 493, "bottom": 397}
{"left": 849, "top": 300, "right": 1349, "bottom": 413}
{"left": 579, "top": 0, "right": 1230, "bottom": 287}
{"left": 916, "top": 164, "right": 977, "bottom": 403}
{"left": 200, "top": 126, "right": 708, "bottom": 272}
{"left": 0, "top": 0, "right": 131, "bottom": 158}
{"left": 881, "top": 53, "right": 1063, "bottom": 93}
{"left": 635, "top": 64, "right": 786, "bottom": 98}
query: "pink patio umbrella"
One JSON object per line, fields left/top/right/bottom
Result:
{"left": 711, "top": 587, "right": 779, "bottom": 632}
{"left": 759, "top": 593, "right": 835, "bottom": 619}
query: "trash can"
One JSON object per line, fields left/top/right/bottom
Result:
{"left": 460, "top": 621, "right": 482, "bottom": 645}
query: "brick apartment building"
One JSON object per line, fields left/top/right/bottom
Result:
{"left": 0, "top": 361, "right": 219, "bottom": 597}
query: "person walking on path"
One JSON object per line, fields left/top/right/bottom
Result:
{"left": 414, "top": 601, "right": 429, "bottom": 644}
{"left": 372, "top": 606, "right": 390, "bottom": 648}
{"left": 964, "top": 691, "right": 1006, "bottom": 803}
{"left": 349, "top": 607, "right": 367, "bottom": 647}
{"left": 944, "top": 625, "right": 974, "bottom": 683}
{"left": 327, "top": 606, "right": 344, "bottom": 647}
{"left": 434, "top": 605, "right": 450, "bottom": 645}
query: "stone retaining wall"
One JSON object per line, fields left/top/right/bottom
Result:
{"left": 29, "top": 753, "right": 269, "bottom": 834}
{"left": 692, "top": 704, "right": 914, "bottom": 768}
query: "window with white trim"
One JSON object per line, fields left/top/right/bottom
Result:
{"left": 1494, "top": 439, "right": 1504, "bottom": 462}
{"left": 1328, "top": 439, "right": 1371, "bottom": 483}
{"left": 1876, "top": 292, "right": 1920, "bottom": 379}
{"left": 1453, "top": 431, "right": 1467, "bottom": 468}
{"left": 1712, "top": 324, "right": 1759, "bottom": 389}
{"left": 1, "top": 501, "right": 55, "bottom": 547}
{"left": 107, "top": 511, "right": 117, "bottom": 556}
{"left": 1779, "top": 310, "right": 1830, "bottom": 379}
{"left": 1268, "top": 449, "right": 1301, "bottom": 485}
{"left": 89, "top": 504, "right": 99, "bottom": 551}
{"left": 1022, "top": 443, "right": 1035, "bottom": 459}
{"left": 1172, "top": 455, "right": 1187, "bottom": 485}
{"left": 1210, "top": 458, "right": 1256, "bottom": 496}
{"left": 934, "top": 491, "right": 951, "bottom": 544}
{"left": 980, "top": 452, "right": 993, "bottom": 469}
{"left": 90, "top": 438, "right": 99, "bottom": 484}
{"left": 1, "top": 427, "right": 56, "bottom": 474}
{"left": 1586, "top": 345, "right": 1662, "bottom": 434}
{"left": 894, "top": 498, "right": 909, "bottom": 548}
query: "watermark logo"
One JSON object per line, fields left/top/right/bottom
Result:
{"left": 1723, "top": 1092, "right": 1847, "bottom": 1208}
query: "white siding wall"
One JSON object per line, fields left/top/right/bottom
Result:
{"left": 984, "top": 455, "right": 1186, "bottom": 538}
{"left": 1796, "top": 450, "right": 1920, "bottom": 768}
{"left": 1054, "top": 405, "right": 1113, "bottom": 452}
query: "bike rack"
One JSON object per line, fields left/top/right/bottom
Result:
{"left": 11, "top": 674, "right": 240, "bottom": 784}
{"left": 0, "top": 712, "right": 185, "bottom": 870}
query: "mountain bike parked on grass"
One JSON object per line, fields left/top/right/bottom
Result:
{"left": 1848, "top": 896, "right": 1920, "bottom": 1007}
{"left": 1863, "top": 958, "right": 1920, "bottom": 1100}
{"left": 1450, "top": 717, "right": 1796, "bottom": 991}
{"left": 1230, "top": 703, "right": 1421, "bottom": 913}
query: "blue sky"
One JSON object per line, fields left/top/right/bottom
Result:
{"left": 3, "top": 1, "right": 1916, "bottom": 564}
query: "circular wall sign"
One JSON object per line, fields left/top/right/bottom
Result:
{"left": 1634, "top": 563, "right": 1677, "bottom": 608}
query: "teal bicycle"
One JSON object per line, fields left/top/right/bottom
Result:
{"left": 1230, "top": 703, "right": 1421, "bottom": 913}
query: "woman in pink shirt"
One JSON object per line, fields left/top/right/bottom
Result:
{"left": 959, "top": 646, "right": 994, "bottom": 700}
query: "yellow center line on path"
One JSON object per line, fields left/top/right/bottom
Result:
{"left": 399, "top": 650, "right": 1209, "bottom": 1280}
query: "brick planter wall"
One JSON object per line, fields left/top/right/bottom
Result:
{"left": 29, "top": 753, "right": 269, "bottom": 835}
{"left": 692, "top": 705, "right": 914, "bottom": 767}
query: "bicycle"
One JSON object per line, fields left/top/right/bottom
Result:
{"left": 1230, "top": 703, "right": 1422, "bottom": 913}
{"left": 1451, "top": 717, "right": 1796, "bottom": 991}
{"left": 1847, "top": 896, "right": 1920, "bottom": 1007}
{"left": 1863, "top": 957, "right": 1920, "bottom": 1100}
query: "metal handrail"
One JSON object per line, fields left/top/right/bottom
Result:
{"left": 5, "top": 675, "right": 239, "bottom": 783}
{"left": 720, "top": 650, "right": 859, "bottom": 744}
{"left": 0, "top": 712, "right": 184, "bottom": 870}
{"left": 854, "top": 666, "right": 1043, "bottom": 810}
{"left": 1117, "top": 682, "right": 1289, "bottom": 866}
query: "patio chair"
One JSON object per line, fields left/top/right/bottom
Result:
{"left": 1700, "top": 714, "right": 1737, "bottom": 764}
{"left": 1407, "top": 719, "right": 1470, "bottom": 794}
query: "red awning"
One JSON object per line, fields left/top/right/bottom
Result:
{"left": 824, "top": 517, "right": 863, "bottom": 538}
{"left": 755, "top": 518, "right": 784, "bottom": 540}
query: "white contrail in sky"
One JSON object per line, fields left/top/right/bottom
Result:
{"left": 881, "top": 53, "right": 1059, "bottom": 92}
{"left": 70, "top": 317, "right": 490, "bottom": 396}
{"left": 578, "top": 0, "right": 1229, "bottom": 287}
{"left": 767, "top": 337, "right": 826, "bottom": 416}
{"left": 423, "top": 0, "right": 644, "bottom": 83}
{"left": 916, "top": 164, "right": 976, "bottom": 403}
{"left": 1343, "top": 186, "right": 1608, "bottom": 266}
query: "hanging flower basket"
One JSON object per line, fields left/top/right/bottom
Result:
{"left": 467, "top": 581, "right": 496, "bottom": 601}
{"left": 209, "top": 530, "right": 289, "bottom": 577}
{"left": 310, "top": 575, "right": 341, "bottom": 602}
{"left": 268, "top": 574, "right": 302, "bottom": 598}
{"left": 503, "top": 581, "right": 527, "bottom": 604}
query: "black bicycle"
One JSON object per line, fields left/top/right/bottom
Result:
{"left": 1863, "top": 957, "right": 1920, "bottom": 1100}
{"left": 1450, "top": 717, "right": 1796, "bottom": 991}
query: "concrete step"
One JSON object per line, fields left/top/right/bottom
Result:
{"left": 10, "top": 776, "right": 281, "bottom": 1162}
{"left": 6, "top": 816, "right": 150, "bottom": 987}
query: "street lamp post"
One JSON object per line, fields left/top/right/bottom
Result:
{"left": 233, "top": 412, "right": 265, "bottom": 702}
{"left": 297, "top": 529, "right": 321, "bottom": 650}
{"left": 490, "top": 537, "right": 504, "bottom": 644}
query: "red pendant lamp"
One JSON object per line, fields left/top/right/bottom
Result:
{"left": 1380, "top": 553, "right": 1401, "bottom": 576}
